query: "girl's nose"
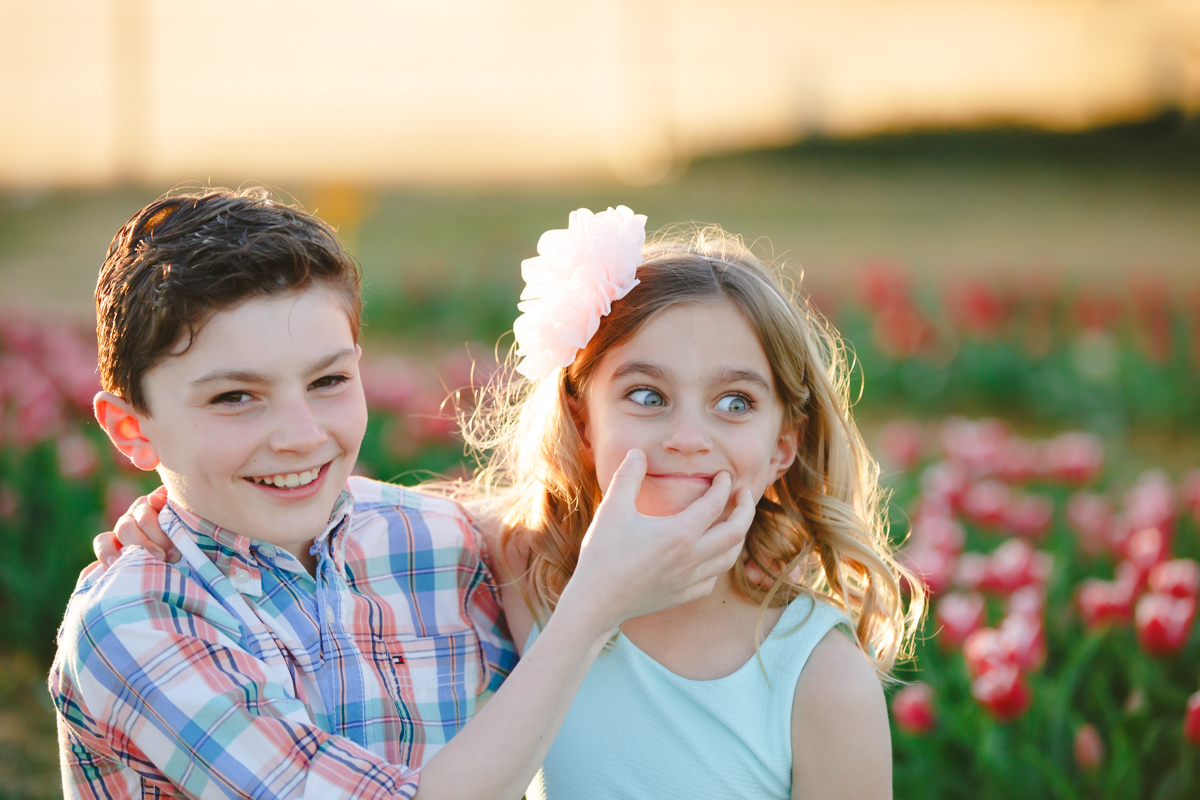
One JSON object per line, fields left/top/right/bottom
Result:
{"left": 268, "top": 395, "right": 327, "bottom": 454}
{"left": 662, "top": 410, "right": 712, "bottom": 456}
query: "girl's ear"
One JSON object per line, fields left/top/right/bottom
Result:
{"left": 566, "top": 393, "right": 595, "bottom": 467}
{"left": 94, "top": 391, "right": 161, "bottom": 471}
{"left": 769, "top": 425, "right": 799, "bottom": 483}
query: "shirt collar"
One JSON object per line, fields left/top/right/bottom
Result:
{"left": 160, "top": 487, "right": 355, "bottom": 582}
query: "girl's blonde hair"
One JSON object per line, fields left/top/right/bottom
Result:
{"left": 461, "top": 226, "right": 924, "bottom": 675}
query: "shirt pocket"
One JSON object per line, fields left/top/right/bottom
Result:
{"left": 141, "top": 776, "right": 186, "bottom": 799}
{"left": 386, "top": 630, "right": 484, "bottom": 728}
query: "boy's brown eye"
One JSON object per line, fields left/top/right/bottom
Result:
{"left": 310, "top": 374, "right": 349, "bottom": 390}
{"left": 212, "top": 391, "right": 251, "bottom": 405}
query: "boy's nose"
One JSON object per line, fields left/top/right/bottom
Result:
{"left": 269, "top": 397, "right": 328, "bottom": 454}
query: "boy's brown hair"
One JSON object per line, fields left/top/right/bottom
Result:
{"left": 96, "top": 187, "right": 362, "bottom": 414}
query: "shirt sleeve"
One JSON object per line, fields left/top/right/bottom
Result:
{"left": 463, "top": 520, "right": 519, "bottom": 700}
{"left": 52, "top": 576, "right": 420, "bottom": 800}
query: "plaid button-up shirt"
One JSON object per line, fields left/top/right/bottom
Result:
{"left": 50, "top": 477, "right": 516, "bottom": 800}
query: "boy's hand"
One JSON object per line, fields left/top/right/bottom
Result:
{"left": 563, "top": 449, "right": 756, "bottom": 633}
{"left": 92, "top": 486, "right": 176, "bottom": 566}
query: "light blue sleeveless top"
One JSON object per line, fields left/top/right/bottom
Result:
{"left": 525, "top": 595, "right": 853, "bottom": 800}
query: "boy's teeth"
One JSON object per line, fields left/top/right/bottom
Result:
{"left": 252, "top": 468, "right": 320, "bottom": 488}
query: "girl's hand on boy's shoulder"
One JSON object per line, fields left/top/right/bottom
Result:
{"left": 92, "top": 486, "right": 177, "bottom": 566}
{"left": 563, "top": 449, "right": 756, "bottom": 633}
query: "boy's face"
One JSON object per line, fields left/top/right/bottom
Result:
{"left": 137, "top": 287, "right": 367, "bottom": 555}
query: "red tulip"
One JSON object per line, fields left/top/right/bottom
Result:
{"left": 1003, "top": 493, "right": 1053, "bottom": 539}
{"left": 963, "top": 628, "right": 1018, "bottom": 678}
{"left": 1078, "top": 578, "right": 1134, "bottom": 629}
{"left": 981, "top": 539, "right": 1052, "bottom": 594}
{"left": 359, "top": 356, "right": 422, "bottom": 413}
{"left": 1074, "top": 724, "right": 1104, "bottom": 771}
{"left": 946, "top": 281, "right": 1009, "bottom": 337}
{"left": 1134, "top": 593, "right": 1196, "bottom": 656}
{"left": 873, "top": 305, "right": 928, "bottom": 358}
{"left": 1043, "top": 432, "right": 1104, "bottom": 484}
{"left": 936, "top": 592, "right": 986, "bottom": 648}
{"left": 892, "top": 682, "right": 937, "bottom": 734}
{"left": 1123, "top": 527, "right": 1169, "bottom": 576}
{"left": 857, "top": 261, "right": 911, "bottom": 314}
{"left": 1185, "top": 692, "right": 1200, "bottom": 744}
{"left": 878, "top": 420, "right": 924, "bottom": 471}
{"left": 1148, "top": 560, "right": 1200, "bottom": 600}
{"left": 961, "top": 480, "right": 1011, "bottom": 527}
{"left": 971, "top": 664, "right": 1031, "bottom": 720}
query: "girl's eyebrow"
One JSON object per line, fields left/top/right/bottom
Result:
{"left": 610, "top": 361, "right": 671, "bottom": 383}
{"left": 711, "top": 367, "right": 772, "bottom": 393}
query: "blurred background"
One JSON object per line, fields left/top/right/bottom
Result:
{"left": 2, "top": 1, "right": 1199, "bottom": 798}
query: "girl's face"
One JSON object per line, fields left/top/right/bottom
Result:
{"left": 576, "top": 299, "right": 798, "bottom": 517}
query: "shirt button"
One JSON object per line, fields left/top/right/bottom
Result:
{"left": 233, "top": 568, "right": 250, "bottom": 580}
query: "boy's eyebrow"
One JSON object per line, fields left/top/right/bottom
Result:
{"left": 191, "top": 348, "right": 357, "bottom": 388}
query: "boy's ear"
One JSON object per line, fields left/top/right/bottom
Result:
{"left": 769, "top": 425, "right": 799, "bottom": 483}
{"left": 94, "top": 391, "right": 161, "bottom": 471}
{"left": 566, "top": 394, "right": 594, "bottom": 468}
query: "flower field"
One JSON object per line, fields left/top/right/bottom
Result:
{"left": 1, "top": 265, "right": 1198, "bottom": 797}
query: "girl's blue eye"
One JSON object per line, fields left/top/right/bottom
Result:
{"left": 628, "top": 388, "right": 665, "bottom": 407}
{"left": 715, "top": 394, "right": 750, "bottom": 413}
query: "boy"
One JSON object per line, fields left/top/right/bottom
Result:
{"left": 51, "top": 188, "right": 753, "bottom": 799}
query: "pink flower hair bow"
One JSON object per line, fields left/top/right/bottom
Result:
{"left": 513, "top": 206, "right": 647, "bottom": 380}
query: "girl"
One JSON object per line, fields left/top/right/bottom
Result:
{"left": 101, "top": 206, "right": 923, "bottom": 799}
{"left": 461, "top": 207, "right": 922, "bottom": 799}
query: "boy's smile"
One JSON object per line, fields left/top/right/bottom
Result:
{"left": 577, "top": 299, "right": 797, "bottom": 518}
{"left": 100, "top": 287, "right": 367, "bottom": 565}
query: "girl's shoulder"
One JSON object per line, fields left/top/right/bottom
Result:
{"left": 790, "top": 616, "right": 891, "bottom": 798}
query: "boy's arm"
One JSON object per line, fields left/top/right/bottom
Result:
{"left": 415, "top": 451, "right": 756, "bottom": 800}
{"left": 54, "top": 570, "right": 421, "bottom": 800}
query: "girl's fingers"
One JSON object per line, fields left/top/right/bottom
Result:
{"left": 673, "top": 471, "right": 733, "bottom": 529}
{"left": 93, "top": 531, "right": 121, "bottom": 567}
{"left": 695, "top": 487, "right": 755, "bottom": 560}
{"left": 601, "top": 450, "right": 647, "bottom": 514}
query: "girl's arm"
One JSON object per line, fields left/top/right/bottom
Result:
{"left": 791, "top": 630, "right": 892, "bottom": 800}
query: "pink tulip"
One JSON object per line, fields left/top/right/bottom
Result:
{"left": 971, "top": 664, "right": 1031, "bottom": 721}
{"left": 1003, "top": 493, "right": 1053, "bottom": 539}
{"left": 1073, "top": 724, "right": 1104, "bottom": 771}
{"left": 999, "top": 613, "right": 1046, "bottom": 671}
{"left": 961, "top": 480, "right": 1011, "bottom": 528}
{"left": 891, "top": 682, "right": 937, "bottom": 734}
{"left": 940, "top": 418, "right": 1010, "bottom": 477}
{"left": 901, "top": 546, "right": 954, "bottom": 595}
{"left": 981, "top": 539, "right": 1051, "bottom": 594}
{"left": 359, "top": 356, "right": 421, "bottom": 413}
{"left": 1181, "top": 471, "right": 1200, "bottom": 521}
{"left": 56, "top": 433, "right": 99, "bottom": 480}
{"left": 1135, "top": 593, "right": 1196, "bottom": 656}
{"left": 877, "top": 420, "right": 924, "bottom": 471}
{"left": 0, "top": 487, "right": 16, "bottom": 520}
{"left": 954, "top": 552, "right": 989, "bottom": 591}
{"left": 995, "top": 437, "right": 1039, "bottom": 483}
{"left": 1124, "top": 470, "right": 1176, "bottom": 536}
{"left": 909, "top": 516, "right": 965, "bottom": 557}
{"left": 936, "top": 592, "right": 986, "bottom": 648}
{"left": 1043, "top": 432, "right": 1104, "bottom": 484}
{"left": 1066, "top": 492, "right": 1113, "bottom": 556}
{"left": 1006, "top": 585, "right": 1045, "bottom": 619}
{"left": 1186, "top": 692, "right": 1200, "bottom": 745}
{"left": 1123, "top": 527, "right": 1169, "bottom": 576}
{"left": 105, "top": 480, "right": 142, "bottom": 527}
{"left": 1148, "top": 560, "right": 1200, "bottom": 600}
{"left": 920, "top": 461, "right": 970, "bottom": 508}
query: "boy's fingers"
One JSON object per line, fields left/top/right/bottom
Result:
{"left": 675, "top": 471, "right": 733, "bottom": 529}
{"left": 602, "top": 449, "right": 647, "bottom": 513}
{"left": 128, "top": 495, "right": 177, "bottom": 561}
